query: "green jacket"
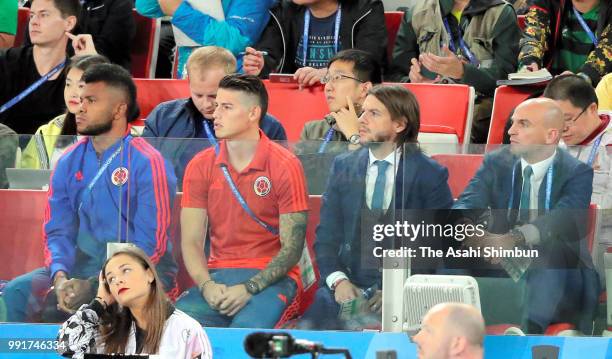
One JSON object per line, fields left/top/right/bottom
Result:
{"left": 297, "top": 116, "right": 348, "bottom": 155}
{"left": 387, "top": 0, "right": 520, "bottom": 97}
{"left": 0, "top": 123, "right": 17, "bottom": 189}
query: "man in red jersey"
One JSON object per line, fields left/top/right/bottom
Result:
{"left": 177, "top": 73, "right": 309, "bottom": 327}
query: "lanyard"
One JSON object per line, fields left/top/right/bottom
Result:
{"left": 587, "top": 133, "right": 604, "bottom": 166}
{"left": 79, "top": 137, "right": 130, "bottom": 242}
{"left": 303, "top": 5, "right": 342, "bottom": 67}
{"left": 442, "top": 18, "right": 480, "bottom": 67}
{"left": 0, "top": 60, "right": 66, "bottom": 114}
{"left": 573, "top": 6, "right": 598, "bottom": 46}
{"left": 508, "top": 162, "right": 553, "bottom": 213}
{"left": 318, "top": 127, "right": 335, "bottom": 153}
{"left": 203, "top": 121, "right": 279, "bottom": 235}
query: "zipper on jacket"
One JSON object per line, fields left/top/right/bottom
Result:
{"left": 269, "top": 10, "right": 286, "bottom": 73}
{"left": 351, "top": 9, "right": 373, "bottom": 48}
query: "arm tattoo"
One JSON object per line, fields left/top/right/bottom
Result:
{"left": 251, "top": 211, "right": 308, "bottom": 290}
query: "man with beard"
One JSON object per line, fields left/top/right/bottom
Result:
{"left": 300, "top": 85, "right": 453, "bottom": 329}
{"left": 2, "top": 63, "right": 178, "bottom": 323}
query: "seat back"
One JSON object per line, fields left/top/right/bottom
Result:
{"left": 394, "top": 83, "right": 475, "bottom": 144}
{"left": 431, "top": 154, "right": 484, "bottom": 198}
{"left": 130, "top": 10, "right": 160, "bottom": 78}
{"left": 263, "top": 81, "right": 328, "bottom": 142}
{"left": 15, "top": 7, "right": 30, "bottom": 47}
{"left": 518, "top": 15, "right": 526, "bottom": 31}
{"left": 384, "top": 11, "right": 404, "bottom": 59}
{"left": 0, "top": 189, "right": 46, "bottom": 280}
{"left": 134, "top": 79, "right": 190, "bottom": 119}
{"left": 487, "top": 85, "right": 532, "bottom": 144}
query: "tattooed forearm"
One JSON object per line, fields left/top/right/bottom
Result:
{"left": 251, "top": 211, "right": 307, "bottom": 290}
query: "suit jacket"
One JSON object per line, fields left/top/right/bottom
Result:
{"left": 453, "top": 147, "right": 594, "bottom": 269}
{"left": 315, "top": 146, "right": 454, "bottom": 286}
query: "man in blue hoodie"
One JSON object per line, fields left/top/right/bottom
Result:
{"left": 142, "top": 46, "right": 287, "bottom": 184}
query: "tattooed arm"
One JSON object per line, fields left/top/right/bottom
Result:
{"left": 250, "top": 211, "right": 308, "bottom": 290}
{"left": 216, "top": 211, "right": 308, "bottom": 317}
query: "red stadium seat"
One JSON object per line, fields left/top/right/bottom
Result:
{"left": 395, "top": 83, "right": 475, "bottom": 144}
{"left": 431, "top": 154, "right": 483, "bottom": 198}
{"left": 263, "top": 80, "right": 328, "bottom": 142}
{"left": 0, "top": 189, "right": 46, "bottom": 280}
{"left": 518, "top": 15, "right": 526, "bottom": 31}
{"left": 384, "top": 11, "right": 404, "bottom": 59}
{"left": 131, "top": 10, "right": 160, "bottom": 78}
{"left": 133, "top": 78, "right": 190, "bottom": 119}
{"left": 487, "top": 85, "right": 532, "bottom": 144}
{"left": 14, "top": 7, "right": 30, "bottom": 48}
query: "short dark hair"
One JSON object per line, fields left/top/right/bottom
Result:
{"left": 544, "top": 74, "right": 598, "bottom": 109}
{"left": 368, "top": 85, "right": 420, "bottom": 144}
{"left": 328, "top": 49, "right": 382, "bottom": 84}
{"left": 81, "top": 63, "right": 140, "bottom": 122}
{"left": 33, "top": 0, "right": 81, "bottom": 19}
{"left": 218, "top": 74, "right": 268, "bottom": 121}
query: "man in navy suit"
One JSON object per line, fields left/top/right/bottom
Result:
{"left": 300, "top": 85, "right": 454, "bottom": 329}
{"left": 454, "top": 98, "right": 599, "bottom": 334}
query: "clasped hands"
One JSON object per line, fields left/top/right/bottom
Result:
{"left": 409, "top": 46, "right": 466, "bottom": 83}
{"left": 461, "top": 230, "right": 518, "bottom": 265}
{"left": 201, "top": 281, "right": 252, "bottom": 317}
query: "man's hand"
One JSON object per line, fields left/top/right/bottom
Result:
{"left": 463, "top": 231, "right": 517, "bottom": 265}
{"left": 217, "top": 284, "right": 252, "bottom": 317}
{"left": 330, "top": 96, "right": 360, "bottom": 138}
{"left": 294, "top": 67, "right": 326, "bottom": 89}
{"left": 419, "top": 46, "right": 465, "bottom": 79}
{"left": 159, "top": 0, "right": 183, "bottom": 16}
{"left": 201, "top": 281, "right": 228, "bottom": 310}
{"left": 408, "top": 58, "right": 440, "bottom": 84}
{"left": 334, "top": 280, "right": 361, "bottom": 304}
{"left": 56, "top": 278, "right": 92, "bottom": 313}
{"left": 243, "top": 47, "right": 265, "bottom": 76}
{"left": 519, "top": 62, "right": 540, "bottom": 72}
{"left": 66, "top": 33, "right": 97, "bottom": 56}
{"left": 367, "top": 290, "right": 382, "bottom": 314}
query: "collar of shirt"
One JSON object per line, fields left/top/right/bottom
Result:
{"left": 578, "top": 114, "right": 611, "bottom": 145}
{"left": 368, "top": 147, "right": 402, "bottom": 170}
{"left": 214, "top": 129, "right": 269, "bottom": 172}
{"left": 365, "top": 147, "right": 402, "bottom": 210}
{"left": 520, "top": 150, "right": 556, "bottom": 183}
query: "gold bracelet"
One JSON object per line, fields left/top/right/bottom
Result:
{"left": 198, "top": 279, "right": 214, "bottom": 292}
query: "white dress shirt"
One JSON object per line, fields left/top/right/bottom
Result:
{"left": 365, "top": 148, "right": 401, "bottom": 210}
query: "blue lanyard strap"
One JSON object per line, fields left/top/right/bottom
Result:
{"left": 587, "top": 133, "right": 604, "bottom": 166}
{"left": 0, "top": 60, "right": 66, "bottom": 114}
{"left": 509, "top": 161, "right": 553, "bottom": 213}
{"left": 303, "top": 5, "right": 342, "bottom": 67}
{"left": 318, "top": 127, "right": 335, "bottom": 153}
{"left": 442, "top": 18, "right": 480, "bottom": 67}
{"left": 203, "top": 121, "right": 279, "bottom": 235}
{"left": 573, "top": 6, "right": 598, "bottom": 46}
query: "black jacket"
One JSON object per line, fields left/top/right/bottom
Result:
{"left": 24, "top": 0, "right": 135, "bottom": 70}
{"left": 254, "top": 0, "right": 387, "bottom": 77}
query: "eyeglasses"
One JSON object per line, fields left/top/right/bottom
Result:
{"left": 565, "top": 106, "right": 588, "bottom": 126}
{"left": 321, "top": 72, "right": 365, "bottom": 84}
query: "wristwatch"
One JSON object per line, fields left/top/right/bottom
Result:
{"left": 509, "top": 228, "right": 527, "bottom": 247}
{"left": 348, "top": 134, "right": 360, "bottom": 145}
{"left": 243, "top": 280, "right": 260, "bottom": 295}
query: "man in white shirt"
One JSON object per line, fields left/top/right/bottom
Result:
{"left": 454, "top": 98, "right": 599, "bottom": 334}
{"left": 300, "top": 85, "right": 453, "bottom": 329}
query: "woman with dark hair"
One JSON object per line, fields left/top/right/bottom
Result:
{"left": 21, "top": 54, "right": 109, "bottom": 169}
{"left": 58, "top": 247, "right": 212, "bottom": 359}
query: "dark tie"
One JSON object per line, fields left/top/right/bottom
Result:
{"left": 519, "top": 165, "right": 533, "bottom": 222}
{"left": 372, "top": 160, "right": 390, "bottom": 210}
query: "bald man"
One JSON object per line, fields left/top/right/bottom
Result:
{"left": 412, "top": 303, "right": 484, "bottom": 359}
{"left": 453, "top": 98, "right": 599, "bottom": 334}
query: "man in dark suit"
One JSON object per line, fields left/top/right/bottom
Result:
{"left": 300, "top": 85, "right": 454, "bottom": 329}
{"left": 454, "top": 98, "right": 600, "bottom": 334}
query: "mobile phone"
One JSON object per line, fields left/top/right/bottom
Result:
{"left": 269, "top": 73, "right": 298, "bottom": 84}
{"left": 532, "top": 345, "right": 560, "bottom": 359}
{"left": 420, "top": 64, "right": 438, "bottom": 80}
{"left": 376, "top": 350, "right": 397, "bottom": 359}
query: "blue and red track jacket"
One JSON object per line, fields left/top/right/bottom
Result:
{"left": 43, "top": 134, "right": 177, "bottom": 281}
